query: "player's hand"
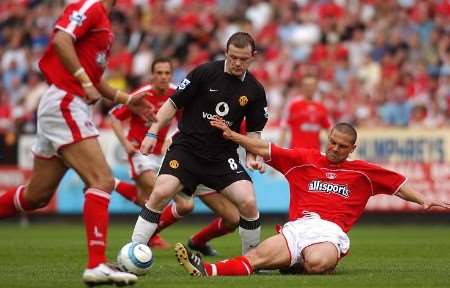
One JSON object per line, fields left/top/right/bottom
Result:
{"left": 83, "top": 85, "right": 102, "bottom": 105}
{"left": 210, "top": 116, "right": 233, "bottom": 140}
{"left": 127, "top": 91, "right": 157, "bottom": 122}
{"left": 124, "top": 141, "right": 138, "bottom": 155}
{"left": 422, "top": 198, "right": 450, "bottom": 210}
{"left": 246, "top": 159, "right": 266, "bottom": 174}
{"left": 140, "top": 136, "right": 157, "bottom": 155}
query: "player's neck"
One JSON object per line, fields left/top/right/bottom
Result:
{"left": 154, "top": 87, "right": 167, "bottom": 95}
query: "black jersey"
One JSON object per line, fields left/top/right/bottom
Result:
{"left": 170, "top": 60, "right": 268, "bottom": 161}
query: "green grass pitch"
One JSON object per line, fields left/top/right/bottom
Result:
{"left": 0, "top": 220, "right": 449, "bottom": 288}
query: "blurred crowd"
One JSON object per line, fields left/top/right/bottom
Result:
{"left": 0, "top": 0, "right": 449, "bottom": 163}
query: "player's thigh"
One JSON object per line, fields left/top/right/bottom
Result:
{"left": 60, "top": 137, "right": 114, "bottom": 190}
{"left": 199, "top": 192, "right": 239, "bottom": 225}
{"left": 221, "top": 180, "right": 257, "bottom": 216}
{"left": 158, "top": 147, "right": 198, "bottom": 194}
{"left": 245, "top": 234, "right": 291, "bottom": 270}
{"left": 136, "top": 169, "right": 157, "bottom": 196}
{"left": 147, "top": 174, "right": 184, "bottom": 210}
{"left": 25, "top": 156, "right": 68, "bottom": 204}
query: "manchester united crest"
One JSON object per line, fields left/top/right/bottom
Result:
{"left": 239, "top": 96, "right": 248, "bottom": 106}
{"left": 169, "top": 160, "right": 179, "bottom": 169}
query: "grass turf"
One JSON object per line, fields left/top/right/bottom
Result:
{"left": 0, "top": 221, "right": 449, "bottom": 288}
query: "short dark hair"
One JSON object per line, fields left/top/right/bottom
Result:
{"left": 333, "top": 122, "right": 357, "bottom": 144}
{"left": 151, "top": 57, "right": 172, "bottom": 73}
{"left": 226, "top": 32, "right": 256, "bottom": 53}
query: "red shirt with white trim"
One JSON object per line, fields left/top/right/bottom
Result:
{"left": 39, "top": 0, "right": 113, "bottom": 97}
{"left": 266, "top": 144, "right": 406, "bottom": 232}
{"left": 280, "top": 98, "right": 330, "bottom": 150}
{"left": 111, "top": 84, "right": 176, "bottom": 155}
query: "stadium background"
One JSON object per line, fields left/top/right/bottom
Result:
{"left": 0, "top": 0, "right": 449, "bottom": 216}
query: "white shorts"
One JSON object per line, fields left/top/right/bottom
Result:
{"left": 128, "top": 152, "right": 163, "bottom": 178}
{"left": 281, "top": 212, "right": 350, "bottom": 267}
{"left": 32, "top": 85, "right": 99, "bottom": 158}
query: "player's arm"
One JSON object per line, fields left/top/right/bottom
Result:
{"left": 210, "top": 116, "right": 270, "bottom": 159}
{"left": 140, "top": 99, "right": 177, "bottom": 155}
{"left": 97, "top": 80, "right": 156, "bottom": 122}
{"left": 110, "top": 112, "right": 137, "bottom": 155}
{"left": 395, "top": 183, "right": 450, "bottom": 210}
{"left": 52, "top": 30, "right": 101, "bottom": 104}
{"left": 245, "top": 132, "right": 265, "bottom": 173}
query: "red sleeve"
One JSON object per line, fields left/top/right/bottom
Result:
{"left": 265, "top": 143, "right": 309, "bottom": 174}
{"left": 55, "top": 1, "right": 102, "bottom": 39}
{"left": 110, "top": 105, "right": 131, "bottom": 121}
{"left": 360, "top": 161, "right": 407, "bottom": 196}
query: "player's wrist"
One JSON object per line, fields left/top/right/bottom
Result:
{"left": 146, "top": 132, "right": 158, "bottom": 140}
{"left": 74, "top": 67, "right": 93, "bottom": 88}
{"left": 114, "top": 90, "right": 132, "bottom": 105}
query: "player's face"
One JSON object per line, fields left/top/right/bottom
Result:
{"left": 302, "top": 77, "right": 318, "bottom": 99}
{"left": 152, "top": 62, "right": 172, "bottom": 91}
{"left": 326, "top": 129, "right": 356, "bottom": 163}
{"left": 225, "top": 44, "right": 254, "bottom": 78}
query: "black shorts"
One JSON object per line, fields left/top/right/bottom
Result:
{"left": 159, "top": 146, "right": 252, "bottom": 196}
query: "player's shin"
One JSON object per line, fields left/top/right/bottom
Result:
{"left": 238, "top": 215, "right": 261, "bottom": 254}
{"left": 206, "top": 256, "right": 253, "bottom": 276}
{"left": 132, "top": 206, "right": 161, "bottom": 244}
{"left": 0, "top": 185, "right": 31, "bottom": 218}
{"left": 84, "top": 188, "right": 110, "bottom": 268}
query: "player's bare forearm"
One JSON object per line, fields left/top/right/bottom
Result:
{"left": 246, "top": 132, "right": 261, "bottom": 161}
{"left": 53, "top": 31, "right": 83, "bottom": 76}
{"left": 147, "top": 100, "right": 177, "bottom": 134}
{"left": 210, "top": 117, "right": 269, "bottom": 158}
{"left": 97, "top": 80, "right": 117, "bottom": 101}
{"left": 396, "top": 183, "right": 450, "bottom": 210}
{"left": 110, "top": 117, "right": 129, "bottom": 148}
{"left": 395, "top": 184, "right": 425, "bottom": 206}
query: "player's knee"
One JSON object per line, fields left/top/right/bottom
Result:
{"left": 175, "top": 199, "right": 194, "bottom": 216}
{"left": 303, "top": 255, "right": 336, "bottom": 274}
{"left": 86, "top": 173, "right": 115, "bottom": 193}
{"left": 150, "top": 186, "right": 173, "bottom": 204}
{"left": 221, "top": 211, "right": 240, "bottom": 229}
{"left": 237, "top": 197, "right": 258, "bottom": 216}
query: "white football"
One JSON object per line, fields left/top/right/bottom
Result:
{"left": 117, "top": 242, "right": 153, "bottom": 275}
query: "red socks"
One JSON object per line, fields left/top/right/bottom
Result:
{"left": 114, "top": 180, "right": 138, "bottom": 203}
{"left": 157, "top": 203, "right": 181, "bottom": 232}
{"left": 204, "top": 256, "right": 253, "bottom": 276}
{"left": 0, "top": 185, "right": 30, "bottom": 218}
{"left": 191, "top": 218, "right": 234, "bottom": 245}
{"left": 84, "top": 188, "right": 110, "bottom": 268}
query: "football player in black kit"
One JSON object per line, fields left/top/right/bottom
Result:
{"left": 130, "top": 32, "right": 268, "bottom": 255}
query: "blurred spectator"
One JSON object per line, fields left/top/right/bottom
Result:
{"left": 0, "top": 0, "right": 448, "bottom": 163}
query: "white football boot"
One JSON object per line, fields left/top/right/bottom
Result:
{"left": 82, "top": 263, "right": 138, "bottom": 286}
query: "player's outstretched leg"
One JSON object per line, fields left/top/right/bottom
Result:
{"left": 175, "top": 243, "right": 206, "bottom": 277}
{"left": 82, "top": 263, "right": 137, "bottom": 286}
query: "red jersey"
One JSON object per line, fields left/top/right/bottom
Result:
{"left": 39, "top": 0, "right": 113, "bottom": 98}
{"left": 267, "top": 144, "right": 406, "bottom": 232}
{"left": 111, "top": 84, "right": 176, "bottom": 155}
{"left": 280, "top": 98, "right": 330, "bottom": 150}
